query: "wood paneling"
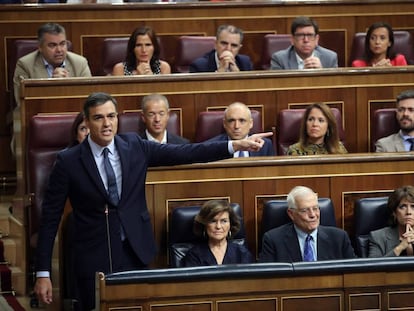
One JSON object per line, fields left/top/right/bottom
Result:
{"left": 2, "top": 0, "right": 414, "bottom": 173}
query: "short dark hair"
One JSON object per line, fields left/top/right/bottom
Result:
{"left": 364, "top": 22, "right": 395, "bottom": 61}
{"left": 37, "top": 23, "right": 66, "bottom": 43}
{"left": 387, "top": 185, "right": 414, "bottom": 225}
{"left": 83, "top": 92, "right": 117, "bottom": 119}
{"left": 291, "top": 16, "right": 319, "bottom": 35}
{"left": 193, "top": 200, "right": 241, "bottom": 239}
{"left": 68, "top": 111, "right": 85, "bottom": 147}
{"left": 396, "top": 89, "right": 414, "bottom": 105}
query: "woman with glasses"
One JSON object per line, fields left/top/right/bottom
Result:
{"left": 182, "top": 200, "right": 253, "bottom": 267}
{"left": 369, "top": 185, "right": 414, "bottom": 257}
{"left": 352, "top": 22, "right": 407, "bottom": 67}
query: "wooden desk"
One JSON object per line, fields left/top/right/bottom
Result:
{"left": 97, "top": 259, "right": 414, "bottom": 311}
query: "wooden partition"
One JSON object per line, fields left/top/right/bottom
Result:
{"left": 16, "top": 68, "right": 414, "bottom": 189}
{"left": 97, "top": 259, "right": 414, "bottom": 311}
{"left": 2, "top": 0, "right": 414, "bottom": 174}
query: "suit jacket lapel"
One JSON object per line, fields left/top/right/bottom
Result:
{"left": 288, "top": 48, "right": 299, "bottom": 69}
{"left": 80, "top": 140, "right": 107, "bottom": 198}
{"left": 284, "top": 224, "right": 302, "bottom": 261}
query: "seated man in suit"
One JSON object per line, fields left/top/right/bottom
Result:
{"left": 140, "top": 93, "right": 189, "bottom": 144}
{"left": 375, "top": 89, "right": 414, "bottom": 152}
{"left": 270, "top": 16, "right": 338, "bottom": 70}
{"left": 207, "top": 102, "right": 274, "bottom": 157}
{"left": 259, "top": 185, "right": 355, "bottom": 262}
{"left": 13, "top": 22, "right": 91, "bottom": 107}
{"left": 189, "top": 24, "right": 253, "bottom": 73}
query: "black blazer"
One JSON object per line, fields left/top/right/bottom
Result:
{"left": 189, "top": 50, "right": 253, "bottom": 72}
{"left": 259, "top": 223, "right": 356, "bottom": 262}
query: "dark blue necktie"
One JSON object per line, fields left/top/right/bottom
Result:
{"left": 103, "top": 147, "right": 119, "bottom": 206}
{"left": 407, "top": 138, "right": 414, "bottom": 151}
{"left": 303, "top": 235, "right": 315, "bottom": 262}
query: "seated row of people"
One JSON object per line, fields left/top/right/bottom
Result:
{"left": 182, "top": 184, "right": 414, "bottom": 267}
{"left": 68, "top": 89, "right": 414, "bottom": 156}
{"left": 13, "top": 18, "right": 410, "bottom": 106}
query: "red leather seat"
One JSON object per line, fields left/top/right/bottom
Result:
{"left": 174, "top": 36, "right": 216, "bottom": 73}
{"left": 194, "top": 110, "right": 263, "bottom": 142}
{"left": 276, "top": 108, "right": 345, "bottom": 155}
{"left": 101, "top": 37, "right": 129, "bottom": 75}
{"left": 260, "top": 34, "right": 291, "bottom": 70}
{"left": 370, "top": 108, "right": 399, "bottom": 151}
{"left": 27, "top": 114, "right": 77, "bottom": 249}
{"left": 350, "top": 31, "right": 414, "bottom": 66}
{"left": 118, "top": 111, "right": 181, "bottom": 136}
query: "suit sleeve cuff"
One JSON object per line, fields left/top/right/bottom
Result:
{"left": 36, "top": 271, "right": 50, "bottom": 278}
{"left": 228, "top": 141, "right": 235, "bottom": 154}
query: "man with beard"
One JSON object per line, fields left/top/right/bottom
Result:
{"left": 376, "top": 90, "right": 414, "bottom": 152}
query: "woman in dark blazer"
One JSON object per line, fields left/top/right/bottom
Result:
{"left": 183, "top": 200, "right": 253, "bottom": 266}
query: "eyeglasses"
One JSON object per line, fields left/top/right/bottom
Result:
{"left": 295, "top": 206, "right": 320, "bottom": 215}
{"left": 219, "top": 40, "right": 241, "bottom": 49}
{"left": 294, "top": 33, "right": 317, "bottom": 40}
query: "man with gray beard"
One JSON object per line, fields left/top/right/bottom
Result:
{"left": 376, "top": 90, "right": 414, "bottom": 152}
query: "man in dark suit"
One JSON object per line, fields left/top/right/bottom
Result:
{"left": 189, "top": 24, "right": 253, "bottom": 73}
{"left": 34, "top": 92, "right": 271, "bottom": 310}
{"left": 259, "top": 186, "right": 355, "bottom": 262}
{"left": 270, "top": 16, "right": 338, "bottom": 70}
{"left": 140, "top": 93, "right": 189, "bottom": 144}
{"left": 207, "top": 102, "right": 274, "bottom": 157}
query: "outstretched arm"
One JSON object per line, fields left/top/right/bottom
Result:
{"left": 231, "top": 132, "right": 273, "bottom": 152}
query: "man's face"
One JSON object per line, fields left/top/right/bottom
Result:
{"left": 223, "top": 105, "right": 253, "bottom": 140}
{"left": 215, "top": 30, "right": 242, "bottom": 57}
{"left": 396, "top": 98, "right": 414, "bottom": 135}
{"left": 85, "top": 101, "right": 118, "bottom": 147}
{"left": 287, "top": 193, "right": 320, "bottom": 234}
{"left": 38, "top": 32, "right": 68, "bottom": 67}
{"left": 291, "top": 25, "right": 319, "bottom": 60}
{"left": 142, "top": 100, "right": 169, "bottom": 137}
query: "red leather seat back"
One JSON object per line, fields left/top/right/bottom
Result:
{"left": 350, "top": 31, "right": 414, "bottom": 66}
{"left": 370, "top": 108, "right": 399, "bottom": 151}
{"left": 174, "top": 36, "right": 216, "bottom": 73}
{"left": 102, "top": 37, "right": 129, "bottom": 75}
{"left": 118, "top": 111, "right": 181, "bottom": 136}
{"left": 27, "top": 114, "right": 77, "bottom": 248}
{"left": 260, "top": 34, "right": 291, "bottom": 70}
{"left": 194, "top": 110, "right": 262, "bottom": 142}
{"left": 277, "top": 108, "right": 345, "bottom": 155}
